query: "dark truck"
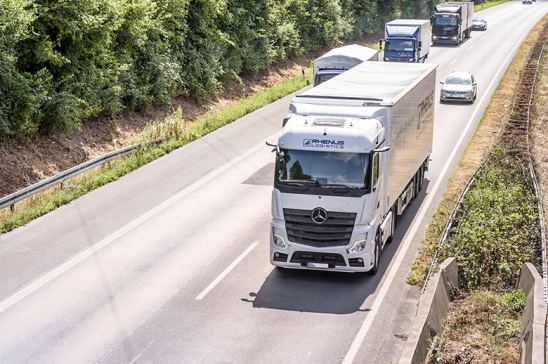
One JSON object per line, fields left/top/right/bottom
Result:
{"left": 432, "top": 2, "right": 474, "bottom": 45}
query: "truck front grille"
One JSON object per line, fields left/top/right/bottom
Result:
{"left": 283, "top": 208, "right": 356, "bottom": 247}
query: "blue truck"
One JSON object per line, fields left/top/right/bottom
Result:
{"left": 383, "top": 20, "right": 431, "bottom": 63}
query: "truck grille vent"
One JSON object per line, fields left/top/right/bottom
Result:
{"left": 283, "top": 208, "right": 356, "bottom": 247}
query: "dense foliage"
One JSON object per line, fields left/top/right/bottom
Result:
{"left": 440, "top": 148, "right": 539, "bottom": 290}
{"left": 0, "top": 0, "right": 443, "bottom": 139}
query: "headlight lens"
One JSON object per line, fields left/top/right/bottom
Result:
{"left": 433, "top": 36, "right": 438, "bottom": 40}
{"left": 452, "top": 36, "right": 458, "bottom": 40}
{"left": 272, "top": 228, "right": 289, "bottom": 249}
{"left": 347, "top": 234, "right": 368, "bottom": 254}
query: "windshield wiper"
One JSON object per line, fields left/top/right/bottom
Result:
{"left": 278, "top": 180, "right": 317, "bottom": 188}
{"left": 320, "top": 183, "right": 360, "bottom": 189}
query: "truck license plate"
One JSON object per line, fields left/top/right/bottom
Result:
{"left": 306, "top": 262, "right": 329, "bottom": 269}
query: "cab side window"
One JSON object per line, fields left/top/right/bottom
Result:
{"left": 372, "top": 153, "right": 379, "bottom": 187}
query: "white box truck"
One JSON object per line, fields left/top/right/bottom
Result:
{"left": 432, "top": 2, "right": 474, "bottom": 45}
{"left": 313, "top": 44, "right": 380, "bottom": 86}
{"left": 269, "top": 62, "right": 437, "bottom": 273}
{"left": 383, "top": 19, "right": 431, "bottom": 63}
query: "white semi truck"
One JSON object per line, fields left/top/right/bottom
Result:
{"left": 269, "top": 62, "right": 437, "bottom": 273}
{"left": 432, "top": 2, "right": 474, "bottom": 45}
{"left": 313, "top": 44, "right": 380, "bottom": 86}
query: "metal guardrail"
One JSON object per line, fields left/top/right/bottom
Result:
{"left": 0, "top": 143, "right": 142, "bottom": 212}
{"left": 421, "top": 31, "right": 548, "bottom": 300}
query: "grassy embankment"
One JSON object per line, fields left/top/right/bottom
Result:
{"left": 411, "top": 16, "right": 547, "bottom": 363}
{"left": 0, "top": 69, "right": 311, "bottom": 233}
{"left": 0, "top": 0, "right": 513, "bottom": 232}
{"left": 475, "top": 0, "right": 512, "bottom": 12}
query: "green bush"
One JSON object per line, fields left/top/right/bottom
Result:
{"left": 440, "top": 149, "right": 539, "bottom": 290}
{"left": 0, "top": 0, "right": 441, "bottom": 140}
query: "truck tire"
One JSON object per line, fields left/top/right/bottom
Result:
{"left": 368, "top": 233, "right": 381, "bottom": 275}
{"left": 386, "top": 208, "right": 396, "bottom": 244}
{"left": 418, "top": 165, "right": 425, "bottom": 191}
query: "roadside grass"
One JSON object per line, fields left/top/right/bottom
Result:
{"left": 531, "top": 30, "right": 548, "bottom": 225}
{"left": 439, "top": 147, "right": 539, "bottom": 290}
{"left": 475, "top": 0, "right": 512, "bottom": 12}
{"left": 427, "top": 289, "right": 525, "bottom": 363}
{"left": 407, "top": 15, "right": 547, "bottom": 286}
{"left": 0, "top": 69, "right": 312, "bottom": 233}
{"left": 421, "top": 16, "right": 546, "bottom": 363}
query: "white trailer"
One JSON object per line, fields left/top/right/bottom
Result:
{"left": 383, "top": 19, "right": 431, "bottom": 63}
{"left": 269, "top": 62, "right": 437, "bottom": 273}
{"left": 313, "top": 44, "right": 380, "bottom": 86}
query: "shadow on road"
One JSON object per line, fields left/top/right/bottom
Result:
{"left": 245, "top": 266, "right": 382, "bottom": 314}
{"left": 432, "top": 35, "right": 473, "bottom": 48}
{"left": 242, "top": 179, "right": 431, "bottom": 314}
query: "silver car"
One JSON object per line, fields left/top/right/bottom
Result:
{"left": 440, "top": 71, "right": 477, "bottom": 104}
{"left": 472, "top": 17, "right": 487, "bottom": 31}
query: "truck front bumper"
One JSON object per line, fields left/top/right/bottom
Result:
{"left": 432, "top": 36, "right": 459, "bottom": 44}
{"left": 270, "top": 221, "right": 376, "bottom": 273}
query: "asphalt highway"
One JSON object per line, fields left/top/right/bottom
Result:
{"left": 0, "top": 2, "right": 547, "bottom": 363}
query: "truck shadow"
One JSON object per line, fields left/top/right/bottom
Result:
{"left": 432, "top": 36, "right": 472, "bottom": 48}
{"left": 243, "top": 180, "right": 430, "bottom": 315}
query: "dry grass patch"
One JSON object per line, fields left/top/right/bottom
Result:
{"left": 427, "top": 290, "right": 525, "bottom": 364}
{"left": 531, "top": 38, "right": 548, "bottom": 220}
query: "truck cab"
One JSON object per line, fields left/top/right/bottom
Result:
{"left": 271, "top": 112, "right": 388, "bottom": 273}
{"left": 313, "top": 44, "right": 379, "bottom": 86}
{"left": 383, "top": 20, "right": 431, "bottom": 63}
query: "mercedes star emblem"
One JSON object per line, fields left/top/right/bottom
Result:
{"left": 311, "top": 207, "right": 328, "bottom": 224}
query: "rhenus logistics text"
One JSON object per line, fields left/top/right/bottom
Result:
{"left": 303, "top": 139, "right": 345, "bottom": 149}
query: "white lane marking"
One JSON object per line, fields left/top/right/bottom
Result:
{"left": 195, "top": 242, "right": 258, "bottom": 301}
{"left": 449, "top": 58, "right": 458, "bottom": 65}
{"left": 129, "top": 340, "right": 154, "bottom": 364}
{"left": 341, "top": 21, "right": 532, "bottom": 364}
{"left": 0, "top": 139, "right": 271, "bottom": 315}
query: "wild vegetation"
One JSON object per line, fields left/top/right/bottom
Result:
{"left": 424, "top": 17, "right": 547, "bottom": 363}
{"left": 0, "top": 0, "right": 441, "bottom": 140}
{"left": 438, "top": 148, "right": 539, "bottom": 290}
{"left": 428, "top": 290, "right": 525, "bottom": 363}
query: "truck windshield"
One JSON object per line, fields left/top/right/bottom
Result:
{"left": 385, "top": 39, "right": 415, "bottom": 52}
{"left": 315, "top": 73, "right": 339, "bottom": 86}
{"left": 275, "top": 149, "right": 371, "bottom": 189}
{"left": 434, "top": 16, "right": 458, "bottom": 26}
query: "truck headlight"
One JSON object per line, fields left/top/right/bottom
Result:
{"left": 272, "top": 228, "right": 289, "bottom": 249}
{"left": 409, "top": 58, "right": 414, "bottom": 62}
{"left": 347, "top": 234, "right": 368, "bottom": 254}
{"left": 433, "top": 36, "right": 438, "bottom": 40}
{"left": 452, "top": 36, "right": 457, "bottom": 40}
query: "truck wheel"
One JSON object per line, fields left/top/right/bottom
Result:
{"left": 387, "top": 208, "right": 396, "bottom": 244}
{"left": 418, "top": 165, "right": 425, "bottom": 191}
{"left": 368, "top": 234, "right": 381, "bottom": 275}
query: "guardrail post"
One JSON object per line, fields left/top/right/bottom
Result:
{"left": 10, "top": 204, "right": 14, "bottom": 213}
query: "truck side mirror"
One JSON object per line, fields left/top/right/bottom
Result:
{"left": 265, "top": 140, "right": 278, "bottom": 153}
{"left": 440, "top": 81, "right": 444, "bottom": 85}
